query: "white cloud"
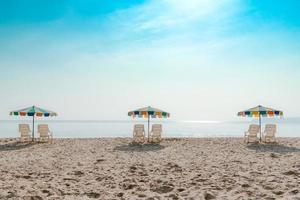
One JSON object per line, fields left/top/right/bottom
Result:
{"left": 163, "top": 0, "right": 230, "bottom": 15}
{"left": 107, "top": 0, "right": 240, "bottom": 35}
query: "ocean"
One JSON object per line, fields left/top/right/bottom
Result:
{"left": 0, "top": 118, "right": 299, "bottom": 138}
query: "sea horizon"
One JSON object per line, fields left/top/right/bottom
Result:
{"left": 1, "top": 117, "right": 299, "bottom": 138}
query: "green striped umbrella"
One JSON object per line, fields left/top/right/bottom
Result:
{"left": 10, "top": 106, "right": 57, "bottom": 141}
{"left": 128, "top": 106, "right": 170, "bottom": 141}
{"left": 237, "top": 105, "right": 283, "bottom": 141}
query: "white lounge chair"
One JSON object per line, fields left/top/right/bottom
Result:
{"left": 149, "top": 124, "right": 162, "bottom": 143}
{"left": 38, "top": 124, "right": 53, "bottom": 142}
{"left": 244, "top": 124, "right": 260, "bottom": 143}
{"left": 132, "top": 124, "right": 145, "bottom": 144}
{"left": 19, "top": 124, "right": 31, "bottom": 142}
{"left": 263, "top": 124, "right": 277, "bottom": 143}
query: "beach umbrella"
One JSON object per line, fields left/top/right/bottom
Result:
{"left": 10, "top": 106, "right": 57, "bottom": 141}
{"left": 128, "top": 106, "right": 170, "bottom": 141}
{"left": 237, "top": 105, "right": 283, "bottom": 141}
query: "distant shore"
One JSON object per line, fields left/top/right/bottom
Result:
{"left": 0, "top": 138, "right": 300, "bottom": 199}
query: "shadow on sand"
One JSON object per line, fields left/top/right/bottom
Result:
{"left": 114, "top": 143, "right": 165, "bottom": 152}
{"left": 247, "top": 143, "right": 300, "bottom": 153}
{"left": 0, "top": 142, "right": 34, "bottom": 152}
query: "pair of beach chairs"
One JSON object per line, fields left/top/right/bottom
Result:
{"left": 133, "top": 124, "right": 162, "bottom": 144}
{"left": 244, "top": 124, "right": 277, "bottom": 143}
{"left": 19, "top": 124, "right": 53, "bottom": 142}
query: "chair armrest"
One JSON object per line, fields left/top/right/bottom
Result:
{"left": 262, "top": 131, "right": 267, "bottom": 137}
{"left": 49, "top": 131, "right": 53, "bottom": 138}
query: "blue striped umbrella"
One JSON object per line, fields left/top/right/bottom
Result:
{"left": 128, "top": 106, "right": 170, "bottom": 141}
{"left": 10, "top": 106, "right": 57, "bottom": 141}
{"left": 238, "top": 105, "right": 283, "bottom": 141}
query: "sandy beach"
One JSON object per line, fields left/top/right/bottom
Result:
{"left": 0, "top": 138, "right": 300, "bottom": 200}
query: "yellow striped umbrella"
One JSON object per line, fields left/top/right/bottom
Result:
{"left": 238, "top": 105, "right": 283, "bottom": 141}
{"left": 10, "top": 106, "right": 57, "bottom": 141}
{"left": 128, "top": 106, "right": 170, "bottom": 141}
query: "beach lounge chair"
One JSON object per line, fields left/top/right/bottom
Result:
{"left": 38, "top": 124, "right": 53, "bottom": 142}
{"left": 244, "top": 124, "right": 260, "bottom": 143}
{"left": 149, "top": 124, "right": 162, "bottom": 143}
{"left": 19, "top": 124, "right": 31, "bottom": 142}
{"left": 263, "top": 124, "right": 277, "bottom": 143}
{"left": 132, "top": 124, "right": 145, "bottom": 144}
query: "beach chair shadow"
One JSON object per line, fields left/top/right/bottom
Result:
{"left": 247, "top": 143, "right": 300, "bottom": 153}
{"left": 114, "top": 143, "right": 165, "bottom": 152}
{"left": 0, "top": 142, "right": 34, "bottom": 152}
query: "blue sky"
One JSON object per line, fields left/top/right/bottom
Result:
{"left": 0, "top": 0, "right": 300, "bottom": 120}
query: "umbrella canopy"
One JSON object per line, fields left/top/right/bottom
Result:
{"left": 10, "top": 106, "right": 57, "bottom": 117}
{"left": 237, "top": 105, "right": 283, "bottom": 118}
{"left": 10, "top": 106, "right": 57, "bottom": 141}
{"left": 128, "top": 106, "right": 170, "bottom": 141}
{"left": 128, "top": 106, "right": 170, "bottom": 118}
{"left": 238, "top": 105, "right": 283, "bottom": 141}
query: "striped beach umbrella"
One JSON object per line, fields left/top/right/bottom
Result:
{"left": 128, "top": 106, "right": 170, "bottom": 141}
{"left": 10, "top": 106, "right": 57, "bottom": 141}
{"left": 238, "top": 105, "right": 283, "bottom": 141}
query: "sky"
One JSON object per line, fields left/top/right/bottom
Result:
{"left": 0, "top": 0, "right": 300, "bottom": 121}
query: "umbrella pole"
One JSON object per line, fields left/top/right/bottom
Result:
{"left": 32, "top": 115, "right": 35, "bottom": 142}
{"left": 259, "top": 114, "right": 262, "bottom": 142}
{"left": 148, "top": 116, "right": 150, "bottom": 142}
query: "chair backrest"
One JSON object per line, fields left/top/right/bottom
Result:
{"left": 151, "top": 124, "right": 162, "bottom": 135}
{"left": 265, "top": 124, "right": 276, "bottom": 136}
{"left": 19, "top": 124, "right": 31, "bottom": 137}
{"left": 38, "top": 124, "right": 50, "bottom": 137}
{"left": 248, "top": 124, "right": 259, "bottom": 135}
{"left": 133, "top": 124, "right": 145, "bottom": 136}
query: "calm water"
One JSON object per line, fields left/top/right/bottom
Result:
{"left": 0, "top": 119, "right": 299, "bottom": 138}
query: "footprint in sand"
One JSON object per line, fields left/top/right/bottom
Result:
{"left": 283, "top": 170, "right": 300, "bottom": 176}
{"left": 15, "top": 175, "right": 31, "bottom": 179}
{"left": 85, "top": 192, "right": 101, "bottom": 199}
{"left": 41, "top": 189, "right": 51, "bottom": 196}
{"left": 204, "top": 191, "right": 216, "bottom": 200}
{"left": 94, "top": 159, "right": 105, "bottom": 164}
{"left": 150, "top": 184, "right": 174, "bottom": 194}
{"left": 272, "top": 190, "right": 285, "bottom": 196}
{"left": 116, "top": 192, "right": 124, "bottom": 197}
{"left": 290, "top": 189, "right": 299, "bottom": 195}
{"left": 120, "top": 179, "right": 138, "bottom": 190}
{"left": 23, "top": 196, "right": 43, "bottom": 200}
{"left": 73, "top": 171, "right": 84, "bottom": 176}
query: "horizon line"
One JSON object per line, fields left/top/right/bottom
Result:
{"left": 0, "top": 118, "right": 299, "bottom": 123}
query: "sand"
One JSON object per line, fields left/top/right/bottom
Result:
{"left": 0, "top": 138, "right": 300, "bottom": 200}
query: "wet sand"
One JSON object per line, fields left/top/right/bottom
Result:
{"left": 0, "top": 138, "right": 300, "bottom": 200}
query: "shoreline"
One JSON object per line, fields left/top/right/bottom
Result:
{"left": 1, "top": 136, "right": 300, "bottom": 140}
